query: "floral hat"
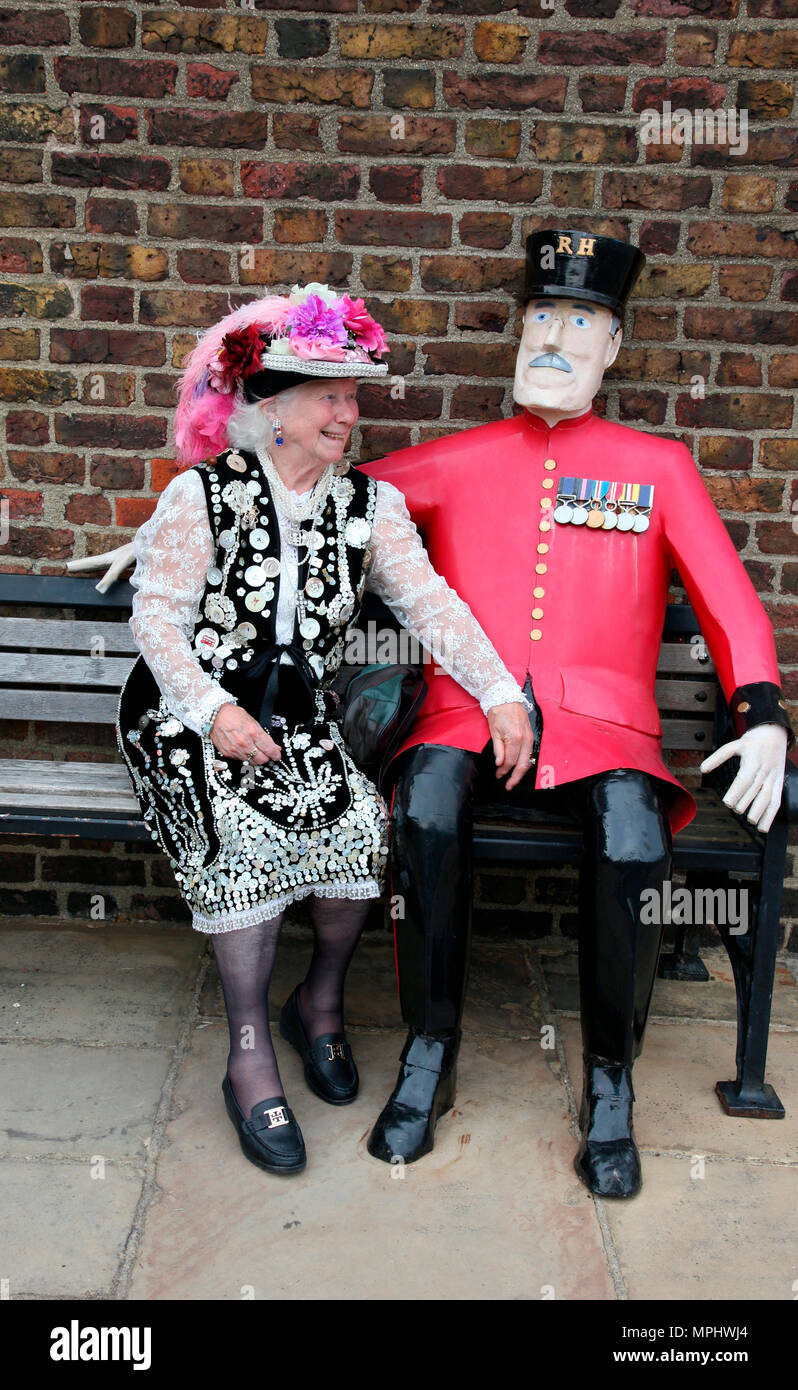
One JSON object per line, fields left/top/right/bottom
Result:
{"left": 174, "top": 283, "right": 389, "bottom": 466}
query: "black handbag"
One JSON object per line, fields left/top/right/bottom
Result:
{"left": 334, "top": 662, "right": 427, "bottom": 790}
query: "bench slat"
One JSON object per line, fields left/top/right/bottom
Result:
{"left": 0, "top": 653, "right": 136, "bottom": 688}
{"left": 0, "top": 691, "right": 121, "bottom": 722}
{"left": 657, "top": 646, "right": 717, "bottom": 675}
{"left": 0, "top": 759, "right": 138, "bottom": 814}
{"left": 0, "top": 616, "right": 138, "bottom": 653}
{"left": 654, "top": 678, "right": 717, "bottom": 711}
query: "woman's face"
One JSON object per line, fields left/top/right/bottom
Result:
{"left": 263, "top": 378, "right": 359, "bottom": 468}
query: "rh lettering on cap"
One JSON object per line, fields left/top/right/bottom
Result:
{"left": 555, "top": 235, "right": 596, "bottom": 257}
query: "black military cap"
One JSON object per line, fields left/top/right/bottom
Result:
{"left": 522, "top": 230, "right": 646, "bottom": 318}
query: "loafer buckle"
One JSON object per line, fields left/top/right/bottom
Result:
{"left": 325, "top": 1042, "right": 347, "bottom": 1061}
{"left": 265, "top": 1105, "right": 289, "bottom": 1129}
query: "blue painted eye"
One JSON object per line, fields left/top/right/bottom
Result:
{"left": 531, "top": 310, "right": 551, "bottom": 324}
{"left": 569, "top": 314, "right": 590, "bottom": 329}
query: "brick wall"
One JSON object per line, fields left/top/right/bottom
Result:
{"left": 0, "top": 2, "right": 796, "bottom": 943}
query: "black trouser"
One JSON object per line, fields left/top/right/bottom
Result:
{"left": 389, "top": 744, "right": 673, "bottom": 1066}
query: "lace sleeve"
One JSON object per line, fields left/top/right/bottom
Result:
{"left": 366, "top": 480, "right": 530, "bottom": 715}
{"left": 128, "top": 469, "right": 237, "bottom": 735}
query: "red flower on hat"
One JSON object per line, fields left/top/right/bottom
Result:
{"left": 209, "top": 324, "right": 267, "bottom": 394}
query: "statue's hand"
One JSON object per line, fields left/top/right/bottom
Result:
{"left": 487, "top": 701, "right": 536, "bottom": 790}
{"left": 66, "top": 541, "right": 136, "bottom": 593}
{"left": 700, "top": 724, "right": 788, "bottom": 833}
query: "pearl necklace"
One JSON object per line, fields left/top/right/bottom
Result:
{"left": 257, "top": 449, "right": 333, "bottom": 549}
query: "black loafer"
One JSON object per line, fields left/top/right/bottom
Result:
{"left": 222, "top": 1075, "right": 306, "bottom": 1174}
{"left": 279, "top": 985, "right": 358, "bottom": 1105}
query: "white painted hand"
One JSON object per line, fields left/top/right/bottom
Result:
{"left": 700, "top": 724, "right": 788, "bottom": 833}
{"left": 66, "top": 541, "right": 136, "bottom": 593}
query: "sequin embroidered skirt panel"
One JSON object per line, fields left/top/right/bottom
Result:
{"left": 117, "top": 658, "right": 389, "bottom": 933}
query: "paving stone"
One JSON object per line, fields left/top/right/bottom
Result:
{"left": 0, "top": 927, "right": 204, "bottom": 1046}
{"left": 601, "top": 1154, "right": 798, "bottom": 1301}
{"left": 560, "top": 1016, "right": 798, "bottom": 1162}
{"left": 1, "top": 1159, "right": 145, "bottom": 1298}
{"left": 1, "top": 1042, "right": 172, "bottom": 1159}
{"left": 541, "top": 945, "right": 798, "bottom": 1027}
{"left": 128, "top": 1022, "right": 613, "bottom": 1301}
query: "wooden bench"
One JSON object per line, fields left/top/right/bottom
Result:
{"left": 0, "top": 573, "right": 795, "bottom": 1120}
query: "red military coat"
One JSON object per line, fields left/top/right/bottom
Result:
{"left": 361, "top": 406, "right": 783, "bottom": 833}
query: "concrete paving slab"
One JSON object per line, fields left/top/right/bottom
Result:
{"left": 128, "top": 1022, "right": 614, "bottom": 1301}
{"left": 541, "top": 945, "right": 798, "bottom": 1027}
{"left": 1, "top": 1042, "right": 172, "bottom": 1160}
{"left": 0, "top": 927, "right": 204, "bottom": 1046}
{"left": 1, "top": 1159, "right": 145, "bottom": 1299}
{"left": 559, "top": 1017, "right": 798, "bottom": 1162}
{"left": 601, "top": 1155, "right": 798, "bottom": 1301}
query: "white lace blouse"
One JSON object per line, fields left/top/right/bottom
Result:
{"left": 128, "top": 460, "right": 529, "bottom": 736}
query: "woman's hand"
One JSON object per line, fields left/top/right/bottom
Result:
{"left": 210, "top": 703, "right": 281, "bottom": 765}
{"left": 487, "top": 701, "right": 535, "bottom": 790}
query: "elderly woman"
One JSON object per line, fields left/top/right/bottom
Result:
{"left": 117, "top": 284, "right": 533, "bottom": 1175}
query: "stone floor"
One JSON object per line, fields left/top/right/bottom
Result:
{"left": 2, "top": 922, "right": 797, "bottom": 1301}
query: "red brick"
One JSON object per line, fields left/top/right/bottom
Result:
{"left": 8, "top": 450, "right": 84, "bottom": 484}
{"left": 54, "top": 414, "right": 167, "bottom": 449}
{"left": 436, "top": 165, "right": 542, "bottom": 201}
{"left": 151, "top": 457, "right": 181, "bottom": 493}
{"left": 147, "top": 203, "right": 263, "bottom": 243}
{"left": 186, "top": 63, "right": 239, "bottom": 101}
{"left": 51, "top": 328, "right": 165, "bottom": 366}
{"left": 116, "top": 496, "right": 157, "bottom": 528}
{"left": 442, "top": 71, "right": 566, "bottom": 111}
{"left": 65, "top": 492, "right": 112, "bottom": 525}
{"left": 335, "top": 209, "right": 451, "bottom": 248}
{"left": 148, "top": 108, "right": 269, "bottom": 148}
{"left": 85, "top": 198, "right": 138, "bottom": 235}
{"left": 368, "top": 165, "right": 423, "bottom": 203}
{"left": 422, "top": 341, "right": 516, "bottom": 377}
{"left": 420, "top": 254, "right": 523, "bottom": 294}
{"left": 337, "top": 114, "right": 455, "bottom": 156}
{"left": 684, "top": 307, "right": 798, "bottom": 345}
{"left": 458, "top": 211, "right": 513, "bottom": 249}
{"left": 0, "top": 8, "right": 68, "bottom": 44}
{"left": 577, "top": 75, "right": 628, "bottom": 112}
{"left": 0, "top": 55, "right": 45, "bottom": 94}
{"left": 603, "top": 172, "right": 713, "bottom": 209}
{"left": 0, "top": 192, "right": 75, "bottom": 228}
{"left": 177, "top": 249, "right": 231, "bottom": 284}
{"left": 6, "top": 410, "right": 49, "bottom": 444}
{"left": 0, "top": 236, "right": 42, "bottom": 274}
{"left": 90, "top": 454, "right": 145, "bottom": 489}
{"left": 79, "top": 104, "right": 138, "bottom": 144}
{"left": 251, "top": 65, "right": 373, "bottom": 108}
{"left": 240, "top": 161, "right": 359, "bottom": 200}
{"left": 272, "top": 113, "right": 321, "bottom": 151}
{"left": 698, "top": 436, "right": 753, "bottom": 471}
{"left": 51, "top": 152, "right": 171, "bottom": 192}
{"left": 539, "top": 29, "right": 666, "bottom": 65}
{"left": 55, "top": 57, "right": 178, "bottom": 98}
{"left": 80, "top": 285, "right": 135, "bottom": 323}
{"left": 675, "top": 393, "right": 792, "bottom": 429}
{"left": 78, "top": 7, "right": 136, "bottom": 49}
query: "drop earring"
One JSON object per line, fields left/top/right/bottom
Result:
{"left": 272, "top": 416, "right": 283, "bottom": 447}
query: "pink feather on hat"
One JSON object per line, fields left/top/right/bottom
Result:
{"left": 173, "top": 296, "right": 292, "bottom": 467}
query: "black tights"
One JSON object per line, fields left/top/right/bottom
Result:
{"left": 211, "top": 895, "right": 372, "bottom": 1116}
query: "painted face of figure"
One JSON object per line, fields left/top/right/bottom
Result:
{"left": 512, "top": 297, "right": 622, "bottom": 420}
{"left": 261, "top": 377, "right": 359, "bottom": 470}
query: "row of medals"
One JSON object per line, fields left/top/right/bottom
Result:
{"left": 194, "top": 452, "right": 369, "bottom": 677}
{"left": 553, "top": 500, "right": 650, "bottom": 533}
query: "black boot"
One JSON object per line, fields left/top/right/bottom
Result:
{"left": 367, "top": 1030, "right": 460, "bottom": 1164}
{"left": 574, "top": 1056, "right": 641, "bottom": 1198}
{"left": 572, "top": 770, "right": 673, "bottom": 1198}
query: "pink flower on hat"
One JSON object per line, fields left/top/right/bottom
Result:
{"left": 284, "top": 293, "right": 348, "bottom": 351}
{"left": 341, "top": 295, "right": 388, "bottom": 356}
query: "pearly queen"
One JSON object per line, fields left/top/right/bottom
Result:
{"left": 117, "top": 445, "right": 388, "bottom": 933}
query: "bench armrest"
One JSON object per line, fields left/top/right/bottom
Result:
{"left": 781, "top": 758, "right": 798, "bottom": 822}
